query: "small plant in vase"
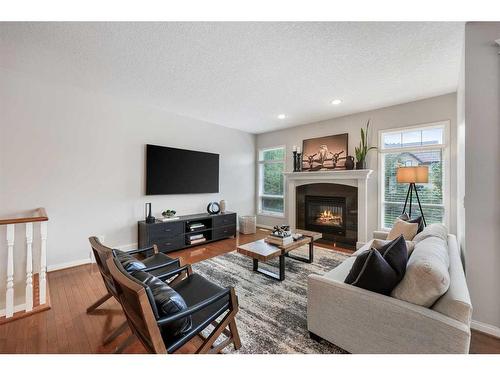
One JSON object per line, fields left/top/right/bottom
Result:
{"left": 355, "top": 119, "right": 377, "bottom": 169}
{"left": 162, "top": 209, "right": 177, "bottom": 219}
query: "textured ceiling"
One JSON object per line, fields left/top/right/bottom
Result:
{"left": 0, "top": 22, "right": 464, "bottom": 133}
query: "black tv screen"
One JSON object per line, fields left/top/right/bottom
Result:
{"left": 146, "top": 144, "right": 219, "bottom": 195}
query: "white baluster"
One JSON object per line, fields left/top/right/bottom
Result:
{"left": 39, "top": 221, "right": 47, "bottom": 305}
{"left": 25, "top": 222, "right": 33, "bottom": 311}
{"left": 6, "top": 224, "right": 15, "bottom": 318}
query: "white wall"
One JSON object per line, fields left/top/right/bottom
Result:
{"left": 0, "top": 68, "right": 256, "bottom": 276}
{"left": 463, "top": 22, "right": 500, "bottom": 334}
{"left": 457, "top": 36, "right": 466, "bottom": 257}
{"left": 256, "top": 94, "right": 458, "bottom": 238}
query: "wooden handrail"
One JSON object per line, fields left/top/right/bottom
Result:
{"left": 0, "top": 208, "right": 48, "bottom": 225}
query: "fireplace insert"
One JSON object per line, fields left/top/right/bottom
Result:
{"left": 304, "top": 195, "right": 346, "bottom": 236}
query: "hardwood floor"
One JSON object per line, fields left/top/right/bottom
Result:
{"left": 0, "top": 228, "right": 498, "bottom": 354}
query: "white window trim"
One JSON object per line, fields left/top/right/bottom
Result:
{"left": 257, "top": 145, "right": 286, "bottom": 218}
{"left": 377, "top": 120, "right": 450, "bottom": 230}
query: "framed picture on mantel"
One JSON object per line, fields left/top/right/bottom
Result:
{"left": 302, "top": 133, "right": 348, "bottom": 171}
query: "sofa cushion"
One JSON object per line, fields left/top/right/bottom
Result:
{"left": 412, "top": 223, "right": 448, "bottom": 243}
{"left": 391, "top": 236, "right": 450, "bottom": 307}
{"left": 131, "top": 270, "right": 192, "bottom": 340}
{"left": 387, "top": 218, "right": 419, "bottom": 241}
{"left": 344, "top": 249, "right": 400, "bottom": 296}
{"left": 323, "top": 256, "right": 357, "bottom": 282}
{"left": 399, "top": 212, "right": 425, "bottom": 233}
{"left": 113, "top": 249, "right": 146, "bottom": 272}
{"left": 376, "top": 235, "right": 408, "bottom": 282}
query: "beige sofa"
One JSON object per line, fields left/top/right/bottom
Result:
{"left": 307, "top": 230, "right": 472, "bottom": 354}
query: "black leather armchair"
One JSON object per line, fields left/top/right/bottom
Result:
{"left": 107, "top": 258, "right": 242, "bottom": 354}
{"left": 87, "top": 237, "right": 182, "bottom": 352}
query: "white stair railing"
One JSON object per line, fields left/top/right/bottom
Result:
{"left": 0, "top": 208, "right": 49, "bottom": 319}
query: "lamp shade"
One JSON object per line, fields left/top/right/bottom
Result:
{"left": 396, "top": 166, "right": 429, "bottom": 183}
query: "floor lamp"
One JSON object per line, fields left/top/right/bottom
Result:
{"left": 396, "top": 166, "right": 429, "bottom": 226}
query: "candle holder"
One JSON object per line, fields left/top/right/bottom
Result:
{"left": 292, "top": 150, "right": 298, "bottom": 172}
{"left": 296, "top": 152, "right": 302, "bottom": 172}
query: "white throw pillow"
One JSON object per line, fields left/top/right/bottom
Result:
{"left": 386, "top": 218, "right": 418, "bottom": 241}
{"left": 412, "top": 223, "right": 448, "bottom": 243}
{"left": 391, "top": 236, "right": 450, "bottom": 307}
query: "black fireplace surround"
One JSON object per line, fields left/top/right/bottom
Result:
{"left": 296, "top": 183, "right": 357, "bottom": 247}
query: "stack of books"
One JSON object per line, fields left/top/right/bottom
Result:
{"left": 265, "top": 233, "right": 293, "bottom": 247}
{"left": 188, "top": 222, "right": 205, "bottom": 231}
{"left": 188, "top": 233, "right": 206, "bottom": 245}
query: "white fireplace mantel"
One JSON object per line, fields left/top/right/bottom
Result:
{"left": 283, "top": 169, "right": 373, "bottom": 243}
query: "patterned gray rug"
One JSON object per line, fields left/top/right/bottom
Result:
{"left": 192, "top": 245, "right": 349, "bottom": 354}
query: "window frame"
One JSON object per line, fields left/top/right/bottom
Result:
{"left": 377, "top": 121, "right": 450, "bottom": 230}
{"left": 257, "top": 145, "right": 286, "bottom": 218}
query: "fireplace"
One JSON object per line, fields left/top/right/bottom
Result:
{"left": 295, "top": 183, "right": 358, "bottom": 247}
{"left": 305, "top": 195, "right": 346, "bottom": 236}
{"left": 285, "top": 170, "right": 372, "bottom": 245}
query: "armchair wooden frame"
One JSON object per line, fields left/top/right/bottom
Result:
{"left": 106, "top": 257, "right": 242, "bottom": 354}
{"left": 87, "top": 236, "right": 180, "bottom": 352}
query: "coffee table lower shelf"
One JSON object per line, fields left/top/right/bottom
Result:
{"left": 252, "top": 255, "right": 286, "bottom": 281}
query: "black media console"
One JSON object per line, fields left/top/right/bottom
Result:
{"left": 138, "top": 211, "right": 237, "bottom": 254}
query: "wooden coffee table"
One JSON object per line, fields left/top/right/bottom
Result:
{"left": 236, "top": 229, "right": 322, "bottom": 281}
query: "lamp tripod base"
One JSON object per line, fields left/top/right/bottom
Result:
{"left": 401, "top": 183, "right": 427, "bottom": 226}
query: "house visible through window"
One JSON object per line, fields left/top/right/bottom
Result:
{"left": 258, "top": 147, "right": 285, "bottom": 216}
{"left": 379, "top": 123, "right": 448, "bottom": 229}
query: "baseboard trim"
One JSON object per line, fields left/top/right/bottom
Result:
{"left": 471, "top": 320, "right": 500, "bottom": 338}
{"left": 48, "top": 258, "right": 91, "bottom": 272}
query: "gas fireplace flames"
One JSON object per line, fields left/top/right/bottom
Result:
{"left": 316, "top": 209, "right": 342, "bottom": 225}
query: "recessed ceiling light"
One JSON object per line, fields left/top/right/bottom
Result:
{"left": 277, "top": 114, "right": 286, "bottom": 120}
{"left": 331, "top": 99, "right": 342, "bottom": 105}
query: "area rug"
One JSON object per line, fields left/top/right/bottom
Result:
{"left": 192, "top": 245, "right": 349, "bottom": 354}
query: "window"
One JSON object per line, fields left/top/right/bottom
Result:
{"left": 258, "top": 147, "right": 285, "bottom": 216}
{"left": 379, "top": 122, "right": 449, "bottom": 229}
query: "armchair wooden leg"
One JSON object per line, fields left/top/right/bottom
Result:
{"left": 86, "top": 292, "right": 112, "bottom": 313}
{"left": 113, "top": 334, "right": 136, "bottom": 354}
{"left": 196, "top": 313, "right": 234, "bottom": 354}
{"left": 103, "top": 321, "right": 129, "bottom": 345}
{"left": 228, "top": 318, "right": 241, "bottom": 350}
{"left": 228, "top": 288, "right": 241, "bottom": 350}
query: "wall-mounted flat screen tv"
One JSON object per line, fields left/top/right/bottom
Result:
{"left": 146, "top": 144, "right": 219, "bottom": 195}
